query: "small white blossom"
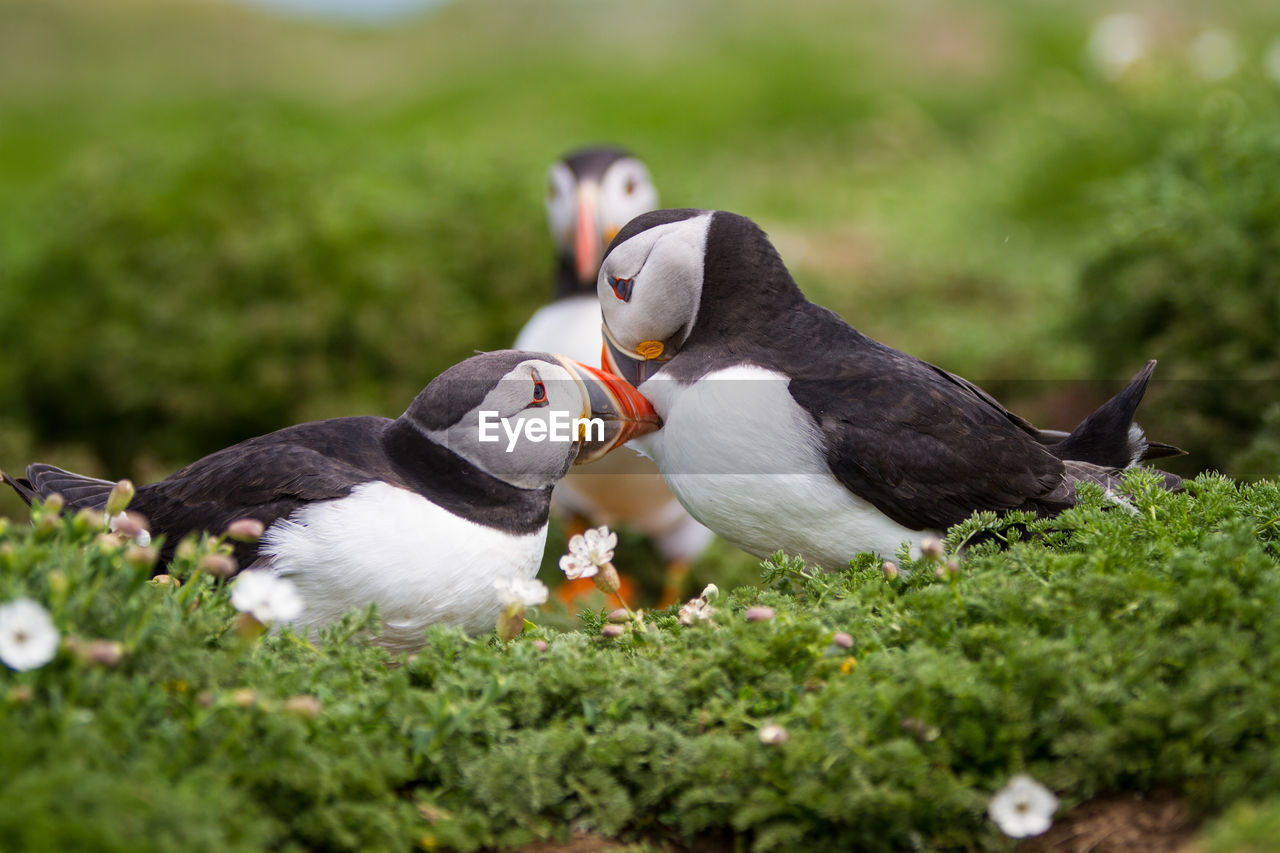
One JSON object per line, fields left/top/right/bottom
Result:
{"left": 1188, "top": 29, "right": 1240, "bottom": 81}
{"left": 559, "top": 525, "right": 617, "bottom": 579}
{"left": 988, "top": 774, "right": 1058, "bottom": 838}
{"left": 758, "top": 723, "right": 790, "bottom": 744}
{"left": 0, "top": 598, "right": 60, "bottom": 671}
{"left": 230, "top": 571, "right": 304, "bottom": 624}
{"left": 678, "top": 597, "right": 713, "bottom": 625}
{"left": 558, "top": 552, "right": 598, "bottom": 580}
{"left": 494, "top": 576, "right": 549, "bottom": 608}
{"left": 1086, "top": 13, "right": 1150, "bottom": 80}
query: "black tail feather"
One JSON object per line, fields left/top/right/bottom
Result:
{"left": 1, "top": 470, "right": 38, "bottom": 506}
{"left": 1047, "top": 360, "right": 1185, "bottom": 468}
{"left": 4, "top": 464, "right": 115, "bottom": 510}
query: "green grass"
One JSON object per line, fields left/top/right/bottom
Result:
{"left": 4, "top": 4, "right": 1280, "bottom": 846}
{"left": 4, "top": 473, "right": 1280, "bottom": 850}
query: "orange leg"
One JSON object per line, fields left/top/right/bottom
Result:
{"left": 657, "top": 559, "right": 690, "bottom": 608}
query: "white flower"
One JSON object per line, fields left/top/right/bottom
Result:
{"left": 494, "top": 576, "right": 549, "bottom": 608}
{"left": 230, "top": 571, "right": 304, "bottom": 624}
{"left": 988, "top": 774, "right": 1058, "bottom": 838}
{"left": 677, "top": 597, "right": 713, "bottom": 625}
{"left": 558, "top": 525, "right": 617, "bottom": 580}
{"left": 0, "top": 598, "right": 60, "bottom": 671}
{"left": 1188, "top": 29, "right": 1240, "bottom": 81}
{"left": 1086, "top": 13, "right": 1149, "bottom": 80}
{"left": 758, "top": 723, "right": 790, "bottom": 744}
{"left": 557, "top": 552, "right": 597, "bottom": 580}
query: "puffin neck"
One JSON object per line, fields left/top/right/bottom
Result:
{"left": 381, "top": 418, "right": 552, "bottom": 535}
{"left": 669, "top": 213, "right": 807, "bottom": 376}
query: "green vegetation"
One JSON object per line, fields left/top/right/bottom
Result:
{"left": 1074, "top": 109, "right": 1280, "bottom": 478}
{"left": 4, "top": 1, "right": 1280, "bottom": 848}
{"left": 3, "top": 474, "right": 1280, "bottom": 851}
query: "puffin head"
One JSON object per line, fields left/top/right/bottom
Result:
{"left": 546, "top": 146, "right": 659, "bottom": 295}
{"left": 598, "top": 209, "right": 801, "bottom": 386}
{"left": 403, "top": 350, "right": 660, "bottom": 490}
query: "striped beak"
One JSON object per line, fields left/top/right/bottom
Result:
{"left": 554, "top": 356, "right": 662, "bottom": 464}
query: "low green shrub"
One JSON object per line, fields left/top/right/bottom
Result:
{"left": 3, "top": 472, "right": 1280, "bottom": 850}
{"left": 1073, "top": 106, "right": 1280, "bottom": 479}
{"left": 0, "top": 118, "right": 544, "bottom": 476}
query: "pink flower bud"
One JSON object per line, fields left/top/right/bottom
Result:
{"left": 126, "top": 545, "right": 159, "bottom": 570}
{"left": 920, "top": 537, "right": 945, "bottom": 561}
{"left": 105, "top": 480, "right": 135, "bottom": 517}
{"left": 532, "top": 640, "right": 549, "bottom": 652}
{"left": 175, "top": 537, "right": 200, "bottom": 562}
{"left": 73, "top": 507, "right": 106, "bottom": 534}
{"left": 745, "top": 606, "right": 775, "bottom": 623}
{"left": 592, "top": 563, "right": 621, "bottom": 595}
{"left": 111, "top": 511, "right": 150, "bottom": 540}
{"left": 283, "top": 695, "right": 322, "bottom": 718}
{"left": 832, "top": 631, "right": 854, "bottom": 649}
{"left": 198, "top": 553, "right": 238, "bottom": 579}
{"left": 148, "top": 574, "right": 179, "bottom": 587}
{"left": 226, "top": 518, "right": 266, "bottom": 543}
{"left": 881, "top": 561, "right": 899, "bottom": 580}
{"left": 600, "top": 623, "right": 626, "bottom": 638}
{"left": 74, "top": 639, "right": 125, "bottom": 667}
{"left": 607, "top": 608, "right": 630, "bottom": 623}
{"left": 495, "top": 603, "right": 525, "bottom": 642}
{"left": 945, "top": 559, "right": 961, "bottom": 575}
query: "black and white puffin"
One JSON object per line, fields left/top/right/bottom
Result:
{"left": 515, "top": 147, "right": 713, "bottom": 580}
{"left": 596, "top": 209, "right": 1182, "bottom": 566}
{"left": 3, "top": 350, "right": 659, "bottom": 647}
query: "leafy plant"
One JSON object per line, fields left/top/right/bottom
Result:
{"left": 4, "top": 473, "right": 1280, "bottom": 850}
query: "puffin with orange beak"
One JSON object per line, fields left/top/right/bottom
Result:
{"left": 597, "top": 209, "right": 1182, "bottom": 568}
{"left": 515, "top": 147, "right": 714, "bottom": 600}
{"left": 3, "top": 351, "right": 659, "bottom": 647}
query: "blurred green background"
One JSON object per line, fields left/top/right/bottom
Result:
{"left": 2, "top": 0, "right": 1279, "bottom": 579}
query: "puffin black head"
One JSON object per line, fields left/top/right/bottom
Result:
{"left": 546, "top": 145, "right": 659, "bottom": 297}
{"left": 402, "top": 350, "right": 660, "bottom": 489}
{"left": 598, "top": 209, "right": 803, "bottom": 385}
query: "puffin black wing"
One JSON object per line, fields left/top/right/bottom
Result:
{"left": 130, "top": 416, "right": 398, "bottom": 562}
{"left": 784, "top": 306, "right": 1073, "bottom": 532}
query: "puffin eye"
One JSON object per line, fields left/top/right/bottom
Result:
{"left": 624, "top": 176, "right": 637, "bottom": 196}
{"left": 546, "top": 180, "right": 558, "bottom": 201}
{"left": 608, "top": 275, "right": 635, "bottom": 302}
{"left": 531, "top": 379, "right": 547, "bottom": 404}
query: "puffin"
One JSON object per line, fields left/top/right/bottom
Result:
{"left": 3, "top": 350, "right": 659, "bottom": 647}
{"left": 595, "top": 209, "right": 1183, "bottom": 567}
{"left": 514, "top": 146, "right": 713, "bottom": 590}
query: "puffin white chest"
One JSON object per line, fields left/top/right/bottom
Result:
{"left": 635, "top": 366, "right": 933, "bottom": 567}
{"left": 260, "top": 481, "right": 545, "bottom": 649}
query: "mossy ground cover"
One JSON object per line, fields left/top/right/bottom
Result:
{"left": 4, "top": 2, "right": 1280, "bottom": 849}
{"left": 4, "top": 473, "right": 1280, "bottom": 851}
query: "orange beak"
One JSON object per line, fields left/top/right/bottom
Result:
{"left": 553, "top": 356, "right": 662, "bottom": 463}
{"left": 573, "top": 189, "right": 601, "bottom": 286}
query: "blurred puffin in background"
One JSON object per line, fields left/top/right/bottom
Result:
{"left": 515, "top": 146, "right": 714, "bottom": 604}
